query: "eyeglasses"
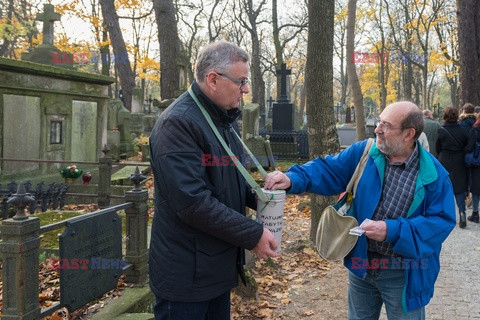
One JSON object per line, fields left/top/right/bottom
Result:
{"left": 216, "top": 72, "right": 249, "bottom": 88}
{"left": 375, "top": 121, "right": 403, "bottom": 132}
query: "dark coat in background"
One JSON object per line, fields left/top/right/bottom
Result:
{"left": 436, "top": 122, "right": 469, "bottom": 194}
{"left": 465, "top": 125, "right": 480, "bottom": 194}
{"left": 423, "top": 118, "right": 441, "bottom": 157}
{"left": 459, "top": 114, "right": 476, "bottom": 132}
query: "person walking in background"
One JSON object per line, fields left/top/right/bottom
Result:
{"left": 149, "top": 40, "right": 279, "bottom": 320}
{"left": 465, "top": 113, "right": 480, "bottom": 223}
{"left": 475, "top": 106, "right": 480, "bottom": 117}
{"left": 459, "top": 103, "right": 476, "bottom": 132}
{"left": 265, "top": 101, "right": 456, "bottom": 320}
{"left": 436, "top": 107, "right": 469, "bottom": 228}
{"left": 422, "top": 109, "right": 441, "bottom": 157}
{"left": 459, "top": 103, "right": 477, "bottom": 209}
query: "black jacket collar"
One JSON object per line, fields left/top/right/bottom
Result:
{"left": 191, "top": 81, "right": 241, "bottom": 127}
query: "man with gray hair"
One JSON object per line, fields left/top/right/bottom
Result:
{"left": 149, "top": 40, "right": 279, "bottom": 319}
{"left": 422, "top": 109, "right": 441, "bottom": 157}
{"left": 265, "top": 102, "right": 455, "bottom": 319}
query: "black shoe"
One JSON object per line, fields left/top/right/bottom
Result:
{"left": 459, "top": 212, "right": 467, "bottom": 228}
{"left": 468, "top": 211, "right": 479, "bottom": 223}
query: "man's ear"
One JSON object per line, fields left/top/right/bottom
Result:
{"left": 205, "top": 72, "right": 219, "bottom": 91}
{"left": 405, "top": 128, "right": 416, "bottom": 141}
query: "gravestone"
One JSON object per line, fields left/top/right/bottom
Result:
{"left": 242, "top": 104, "right": 271, "bottom": 168}
{"left": 107, "top": 100, "right": 123, "bottom": 159}
{"left": 2, "top": 95, "right": 41, "bottom": 174}
{"left": 59, "top": 208, "right": 123, "bottom": 311}
{"left": 117, "top": 104, "right": 135, "bottom": 157}
{"left": 131, "top": 87, "right": 144, "bottom": 113}
{"left": 71, "top": 100, "right": 98, "bottom": 161}
{"left": 272, "top": 64, "right": 294, "bottom": 131}
{"left": 337, "top": 126, "right": 357, "bottom": 147}
{"left": 266, "top": 96, "right": 274, "bottom": 119}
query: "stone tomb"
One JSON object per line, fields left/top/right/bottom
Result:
{"left": 0, "top": 57, "right": 114, "bottom": 179}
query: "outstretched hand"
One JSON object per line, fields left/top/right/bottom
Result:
{"left": 264, "top": 170, "right": 291, "bottom": 190}
{"left": 251, "top": 227, "right": 281, "bottom": 259}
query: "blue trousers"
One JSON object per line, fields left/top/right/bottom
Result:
{"left": 153, "top": 291, "right": 230, "bottom": 320}
{"left": 348, "top": 268, "right": 425, "bottom": 320}
{"left": 455, "top": 193, "right": 466, "bottom": 213}
{"left": 473, "top": 193, "right": 480, "bottom": 212}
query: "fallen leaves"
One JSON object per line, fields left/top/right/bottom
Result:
{"left": 231, "top": 194, "right": 342, "bottom": 319}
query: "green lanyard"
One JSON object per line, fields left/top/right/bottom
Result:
{"left": 188, "top": 86, "right": 268, "bottom": 202}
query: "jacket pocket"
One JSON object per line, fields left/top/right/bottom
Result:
{"left": 194, "top": 235, "right": 236, "bottom": 287}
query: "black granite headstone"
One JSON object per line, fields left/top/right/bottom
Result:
{"left": 272, "top": 64, "right": 294, "bottom": 131}
{"left": 59, "top": 208, "right": 123, "bottom": 311}
{"left": 272, "top": 102, "right": 294, "bottom": 131}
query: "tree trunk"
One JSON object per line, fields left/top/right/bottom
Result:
{"left": 242, "top": 0, "right": 266, "bottom": 126}
{"left": 272, "top": 0, "right": 283, "bottom": 99}
{"left": 306, "top": 0, "right": 338, "bottom": 242}
{"left": 346, "top": 0, "right": 365, "bottom": 140}
{"left": 457, "top": 0, "right": 480, "bottom": 105}
{"left": 100, "top": 0, "right": 135, "bottom": 111}
{"left": 153, "top": 0, "right": 181, "bottom": 100}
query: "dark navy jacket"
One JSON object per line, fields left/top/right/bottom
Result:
{"left": 149, "top": 81, "right": 262, "bottom": 302}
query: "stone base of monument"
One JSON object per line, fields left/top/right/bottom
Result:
{"left": 89, "top": 285, "right": 154, "bottom": 320}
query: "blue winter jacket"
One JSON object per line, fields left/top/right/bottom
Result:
{"left": 286, "top": 139, "right": 456, "bottom": 312}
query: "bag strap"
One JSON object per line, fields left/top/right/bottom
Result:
{"left": 346, "top": 138, "right": 374, "bottom": 197}
{"left": 188, "top": 86, "right": 269, "bottom": 202}
{"left": 441, "top": 127, "right": 462, "bottom": 148}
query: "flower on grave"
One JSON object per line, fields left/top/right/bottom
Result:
{"left": 60, "top": 165, "right": 83, "bottom": 179}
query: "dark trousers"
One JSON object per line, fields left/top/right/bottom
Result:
{"left": 153, "top": 291, "right": 231, "bottom": 320}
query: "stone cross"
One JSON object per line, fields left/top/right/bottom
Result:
{"left": 276, "top": 63, "right": 291, "bottom": 102}
{"left": 36, "top": 4, "right": 61, "bottom": 46}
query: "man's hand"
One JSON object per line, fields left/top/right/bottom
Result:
{"left": 264, "top": 170, "right": 291, "bottom": 190}
{"left": 251, "top": 227, "right": 281, "bottom": 259}
{"left": 362, "top": 220, "right": 387, "bottom": 241}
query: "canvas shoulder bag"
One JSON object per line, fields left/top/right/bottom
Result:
{"left": 315, "top": 138, "right": 374, "bottom": 261}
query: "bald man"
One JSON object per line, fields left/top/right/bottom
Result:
{"left": 265, "top": 102, "right": 456, "bottom": 320}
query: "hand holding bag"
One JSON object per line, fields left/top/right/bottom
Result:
{"left": 315, "top": 138, "right": 374, "bottom": 261}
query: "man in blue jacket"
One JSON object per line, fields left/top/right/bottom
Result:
{"left": 265, "top": 101, "right": 456, "bottom": 319}
{"left": 149, "top": 41, "right": 279, "bottom": 320}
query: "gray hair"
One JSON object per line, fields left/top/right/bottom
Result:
{"left": 195, "top": 40, "right": 249, "bottom": 82}
{"left": 402, "top": 108, "right": 424, "bottom": 140}
{"left": 422, "top": 109, "right": 433, "bottom": 118}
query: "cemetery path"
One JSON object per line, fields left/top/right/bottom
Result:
{"left": 232, "top": 193, "right": 480, "bottom": 319}
{"left": 231, "top": 194, "right": 348, "bottom": 319}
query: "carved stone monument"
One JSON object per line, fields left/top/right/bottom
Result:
{"left": 272, "top": 63, "right": 294, "bottom": 131}
{"left": 21, "top": 4, "right": 74, "bottom": 68}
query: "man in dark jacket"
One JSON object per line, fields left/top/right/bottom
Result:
{"left": 149, "top": 40, "right": 279, "bottom": 320}
{"left": 422, "top": 109, "right": 441, "bottom": 157}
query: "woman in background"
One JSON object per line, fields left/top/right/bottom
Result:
{"left": 465, "top": 113, "right": 480, "bottom": 223}
{"left": 436, "top": 107, "right": 469, "bottom": 228}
